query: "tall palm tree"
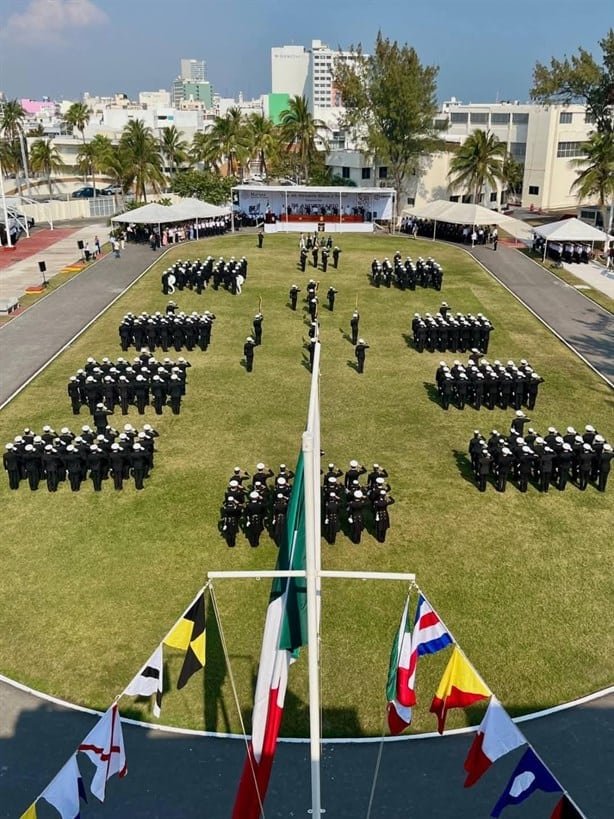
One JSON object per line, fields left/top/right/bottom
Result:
{"left": 0, "top": 99, "right": 27, "bottom": 194}
{"left": 63, "top": 102, "right": 91, "bottom": 143}
{"left": 279, "top": 95, "right": 326, "bottom": 183}
{"left": 570, "top": 131, "right": 614, "bottom": 230}
{"left": 245, "top": 113, "right": 280, "bottom": 179}
{"left": 208, "top": 108, "right": 247, "bottom": 177}
{"left": 448, "top": 130, "right": 507, "bottom": 204}
{"left": 191, "top": 130, "right": 219, "bottom": 173}
{"left": 98, "top": 141, "right": 132, "bottom": 207}
{"left": 120, "top": 119, "right": 165, "bottom": 202}
{"left": 159, "top": 125, "right": 189, "bottom": 177}
{"left": 29, "top": 138, "right": 64, "bottom": 198}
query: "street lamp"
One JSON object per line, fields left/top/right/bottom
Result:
{"left": 0, "top": 157, "right": 13, "bottom": 249}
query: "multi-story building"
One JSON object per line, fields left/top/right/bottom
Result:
{"left": 327, "top": 99, "right": 601, "bottom": 213}
{"left": 139, "top": 90, "right": 171, "bottom": 109}
{"left": 180, "top": 58, "right": 207, "bottom": 83}
{"left": 271, "top": 45, "right": 309, "bottom": 97}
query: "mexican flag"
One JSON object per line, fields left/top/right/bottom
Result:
{"left": 232, "top": 453, "right": 307, "bottom": 819}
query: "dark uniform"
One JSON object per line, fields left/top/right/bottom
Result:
{"left": 355, "top": 339, "right": 369, "bottom": 374}
{"left": 289, "top": 285, "right": 300, "bottom": 310}
{"left": 327, "top": 287, "right": 337, "bottom": 312}
{"left": 243, "top": 337, "right": 256, "bottom": 373}
{"left": 350, "top": 311, "right": 360, "bottom": 345}
{"left": 253, "top": 313, "right": 263, "bottom": 346}
{"left": 372, "top": 490, "right": 394, "bottom": 543}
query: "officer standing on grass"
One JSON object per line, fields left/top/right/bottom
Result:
{"left": 355, "top": 338, "right": 369, "bottom": 373}
{"left": 327, "top": 286, "right": 338, "bottom": 312}
{"left": 253, "top": 312, "right": 264, "bottom": 346}
{"left": 243, "top": 337, "right": 256, "bottom": 372}
{"left": 350, "top": 310, "right": 360, "bottom": 345}
{"left": 289, "top": 284, "right": 300, "bottom": 311}
{"left": 332, "top": 246, "right": 341, "bottom": 268}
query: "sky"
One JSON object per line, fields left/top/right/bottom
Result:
{"left": 0, "top": 0, "right": 611, "bottom": 105}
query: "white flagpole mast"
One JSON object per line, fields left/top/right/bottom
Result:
{"left": 304, "top": 336, "right": 322, "bottom": 816}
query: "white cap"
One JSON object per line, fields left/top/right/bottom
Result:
{"left": 249, "top": 491, "right": 259, "bottom": 499}
{"left": 350, "top": 459, "right": 358, "bottom": 468}
{"left": 256, "top": 462, "right": 265, "bottom": 470}
{"left": 353, "top": 490, "right": 363, "bottom": 498}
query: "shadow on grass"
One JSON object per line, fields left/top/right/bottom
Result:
{"left": 453, "top": 449, "right": 476, "bottom": 487}
{"left": 423, "top": 381, "right": 442, "bottom": 407}
{"left": 339, "top": 328, "right": 353, "bottom": 344}
{"left": 401, "top": 333, "right": 416, "bottom": 350}
{"left": 346, "top": 359, "right": 359, "bottom": 373}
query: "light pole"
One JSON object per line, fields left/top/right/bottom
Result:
{"left": 0, "top": 157, "right": 14, "bottom": 249}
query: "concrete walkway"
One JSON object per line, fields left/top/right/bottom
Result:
{"left": 562, "top": 258, "right": 614, "bottom": 299}
{"left": 0, "top": 242, "right": 158, "bottom": 407}
{"left": 0, "top": 229, "right": 613, "bottom": 817}
{"left": 1, "top": 680, "right": 613, "bottom": 818}
{"left": 469, "top": 243, "right": 614, "bottom": 386}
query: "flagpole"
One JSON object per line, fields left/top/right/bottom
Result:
{"left": 303, "top": 428, "right": 322, "bottom": 817}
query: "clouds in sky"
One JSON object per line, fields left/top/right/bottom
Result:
{"left": 1, "top": 0, "right": 107, "bottom": 45}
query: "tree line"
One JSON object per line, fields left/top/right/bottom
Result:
{"left": 1, "top": 29, "right": 612, "bottom": 216}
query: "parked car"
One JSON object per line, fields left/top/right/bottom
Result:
{"left": 100, "top": 184, "right": 123, "bottom": 196}
{"left": 71, "top": 187, "right": 100, "bottom": 198}
{"left": 6, "top": 207, "right": 34, "bottom": 229}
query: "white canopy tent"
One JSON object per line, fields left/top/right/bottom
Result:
{"left": 401, "top": 200, "right": 532, "bottom": 242}
{"left": 532, "top": 217, "right": 611, "bottom": 243}
{"left": 112, "top": 198, "right": 230, "bottom": 225}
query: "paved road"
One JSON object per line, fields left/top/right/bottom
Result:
{"left": 1, "top": 682, "right": 613, "bottom": 818}
{"left": 470, "top": 243, "right": 614, "bottom": 386}
{"left": 0, "top": 244, "right": 158, "bottom": 407}
{"left": 1, "top": 233, "right": 613, "bottom": 817}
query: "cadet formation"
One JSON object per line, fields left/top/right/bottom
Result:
{"left": 469, "top": 415, "right": 612, "bottom": 493}
{"left": 220, "top": 459, "right": 394, "bottom": 548}
{"left": 297, "top": 234, "right": 342, "bottom": 272}
{"left": 412, "top": 307, "right": 494, "bottom": 354}
{"left": 161, "top": 255, "right": 248, "bottom": 296}
{"left": 3, "top": 423, "right": 158, "bottom": 492}
{"left": 68, "top": 354, "right": 190, "bottom": 416}
{"left": 370, "top": 252, "right": 443, "bottom": 290}
{"left": 119, "top": 306, "right": 216, "bottom": 352}
{"left": 435, "top": 357, "right": 544, "bottom": 411}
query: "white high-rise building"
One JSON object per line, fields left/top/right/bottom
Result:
{"left": 307, "top": 39, "right": 362, "bottom": 127}
{"left": 271, "top": 45, "right": 309, "bottom": 97}
{"left": 180, "top": 58, "right": 206, "bottom": 82}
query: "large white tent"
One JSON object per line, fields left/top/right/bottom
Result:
{"left": 401, "top": 200, "right": 532, "bottom": 241}
{"left": 532, "top": 217, "right": 611, "bottom": 243}
{"left": 112, "top": 198, "right": 230, "bottom": 225}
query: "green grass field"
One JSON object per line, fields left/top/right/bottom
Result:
{"left": 0, "top": 233, "right": 612, "bottom": 738}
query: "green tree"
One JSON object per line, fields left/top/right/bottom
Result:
{"left": 29, "top": 138, "right": 64, "bottom": 199}
{"left": 159, "top": 125, "right": 189, "bottom": 177}
{"left": 170, "top": 169, "right": 235, "bottom": 205}
{"left": 27, "top": 123, "right": 46, "bottom": 137}
{"left": 120, "top": 119, "right": 165, "bottom": 202}
{"left": 191, "top": 130, "right": 220, "bottom": 173}
{"left": 447, "top": 130, "right": 507, "bottom": 204}
{"left": 502, "top": 154, "right": 524, "bottom": 201}
{"left": 333, "top": 33, "right": 443, "bottom": 218}
{"left": 531, "top": 29, "right": 614, "bottom": 133}
{"left": 208, "top": 108, "right": 248, "bottom": 177}
{"left": 570, "top": 131, "right": 614, "bottom": 229}
{"left": 0, "top": 100, "right": 27, "bottom": 194}
{"left": 279, "top": 95, "right": 325, "bottom": 183}
{"left": 244, "top": 113, "right": 280, "bottom": 179}
{"left": 75, "top": 134, "right": 111, "bottom": 194}
{"left": 63, "top": 101, "right": 91, "bottom": 142}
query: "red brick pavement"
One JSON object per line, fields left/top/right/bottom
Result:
{"left": 0, "top": 227, "right": 78, "bottom": 271}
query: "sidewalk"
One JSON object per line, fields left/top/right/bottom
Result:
{"left": 0, "top": 222, "right": 108, "bottom": 303}
{"left": 562, "top": 258, "right": 614, "bottom": 299}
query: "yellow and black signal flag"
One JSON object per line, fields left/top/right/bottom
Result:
{"left": 163, "top": 592, "right": 206, "bottom": 689}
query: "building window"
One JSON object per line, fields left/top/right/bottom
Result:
{"left": 361, "top": 167, "right": 371, "bottom": 180}
{"left": 450, "top": 112, "right": 468, "bottom": 124}
{"left": 378, "top": 166, "right": 388, "bottom": 179}
{"left": 470, "top": 112, "right": 488, "bottom": 124}
{"left": 342, "top": 166, "right": 350, "bottom": 179}
{"left": 528, "top": 185, "right": 539, "bottom": 195}
{"left": 509, "top": 142, "right": 527, "bottom": 159}
{"left": 490, "top": 191, "right": 498, "bottom": 202}
{"left": 491, "top": 113, "right": 511, "bottom": 125}
{"left": 559, "top": 111, "right": 573, "bottom": 124}
{"left": 512, "top": 113, "right": 529, "bottom": 124}
{"left": 556, "top": 141, "right": 586, "bottom": 158}
{"left": 406, "top": 196, "right": 415, "bottom": 206}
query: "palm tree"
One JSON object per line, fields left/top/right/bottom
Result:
{"left": 159, "top": 125, "right": 189, "bottom": 177}
{"left": 279, "top": 95, "right": 326, "bottom": 183}
{"left": 98, "top": 142, "right": 132, "bottom": 207}
{"left": 27, "top": 123, "right": 46, "bottom": 137}
{"left": 120, "top": 119, "right": 165, "bottom": 202}
{"left": 29, "top": 138, "right": 64, "bottom": 198}
{"left": 191, "top": 130, "right": 220, "bottom": 173}
{"left": 245, "top": 113, "right": 280, "bottom": 179}
{"left": 208, "top": 108, "right": 247, "bottom": 177}
{"left": 63, "top": 102, "right": 91, "bottom": 143}
{"left": 0, "top": 99, "right": 27, "bottom": 194}
{"left": 448, "top": 130, "right": 507, "bottom": 204}
{"left": 570, "top": 131, "right": 614, "bottom": 231}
